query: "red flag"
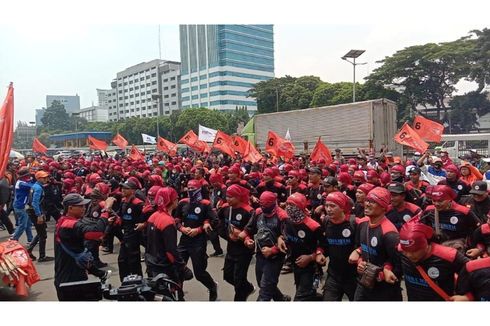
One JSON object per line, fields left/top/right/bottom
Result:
{"left": 212, "top": 130, "right": 236, "bottom": 158}
{"left": 243, "top": 141, "right": 263, "bottom": 163}
{"left": 0, "top": 83, "right": 14, "bottom": 178}
{"left": 179, "top": 130, "right": 209, "bottom": 153}
{"left": 157, "top": 136, "right": 177, "bottom": 156}
{"left": 112, "top": 133, "right": 128, "bottom": 150}
{"left": 32, "top": 137, "right": 47, "bottom": 154}
{"left": 394, "top": 123, "right": 429, "bottom": 154}
{"left": 412, "top": 115, "right": 444, "bottom": 143}
{"left": 310, "top": 137, "right": 332, "bottom": 164}
{"left": 88, "top": 135, "right": 108, "bottom": 151}
{"left": 231, "top": 135, "right": 248, "bottom": 156}
{"left": 265, "top": 131, "right": 295, "bottom": 159}
{"left": 129, "top": 145, "right": 145, "bottom": 161}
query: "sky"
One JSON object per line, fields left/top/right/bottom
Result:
{"left": 0, "top": 1, "right": 489, "bottom": 124}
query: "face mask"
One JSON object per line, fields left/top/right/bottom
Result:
{"left": 188, "top": 188, "right": 202, "bottom": 203}
{"left": 262, "top": 203, "right": 276, "bottom": 215}
{"left": 286, "top": 205, "right": 305, "bottom": 223}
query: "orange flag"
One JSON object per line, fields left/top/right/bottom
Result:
{"left": 88, "top": 135, "right": 108, "bottom": 151}
{"left": 412, "top": 115, "right": 444, "bottom": 143}
{"left": 212, "top": 130, "right": 236, "bottom": 158}
{"left": 129, "top": 145, "right": 145, "bottom": 161}
{"left": 243, "top": 141, "right": 263, "bottom": 163}
{"left": 32, "top": 137, "right": 47, "bottom": 154}
{"left": 394, "top": 122, "right": 429, "bottom": 154}
{"left": 231, "top": 135, "right": 248, "bottom": 156}
{"left": 265, "top": 131, "right": 295, "bottom": 159}
{"left": 0, "top": 83, "right": 14, "bottom": 178}
{"left": 179, "top": 130, "right": 209, "bottom": 153}
{"left": 112, "top": 133, "right": 128, "bottom": 150}
{"left": 310, "top": 137, "right": 332, "bottom": 164}
{"left": 157, "top": 136, "right": 177, "bottom": 156}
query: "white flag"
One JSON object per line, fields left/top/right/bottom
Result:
{"left": 141, "top": 133, "right": 156, "bottom": 144}
{"left": 285, "top": 128, "right": 292, "bottom": 141}
{"left": 198, "top": 124, "right": 218, "bottom": 142}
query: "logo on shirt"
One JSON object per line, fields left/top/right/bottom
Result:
{"left": 93, "top": 211, "right": 99, "bottom": 218}
{"left": 342, "top": 229, "right": 351, "bottom": 238}
{"left": 317, "top": 194, "right": 322, "bottom": 200}
{"left": 127, "top": 208, "right": 132, "bottom": 214}
{"left": 236, "top": 214, "right": 242, "bottom": 221}
{"left": 427, "top": 267, "right": 440, "bottom": 279}
{"left": 298, "top": 230, "right": 306, "bottom": 238}
{"left": 403, "top": 214, "right": 411, "bottom": 222}
{"left": 194, "top": 207, "right": 201, "bottom": 214}
{"left": 450, "top": 216, "right": 458, "bottom": 225}
{"left": 370, "top": 237, "right": 378, "bottom": 247}
{"left": 457, "top": 185, "right": 463, "bottom": 190}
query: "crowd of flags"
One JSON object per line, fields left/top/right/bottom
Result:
{"left": 0, "top": 83, "right": 446, "bottom": 177}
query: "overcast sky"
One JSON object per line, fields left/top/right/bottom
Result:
{"left": 0, "top": 1, "right": 488, "bottom": 123}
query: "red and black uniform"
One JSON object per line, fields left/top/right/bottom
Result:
{"left": 354, "top": 217, "right": 402, "bottom": 301}
{"left": 353, "top": 202, "right": 365, "bottom": 218}
{"left": 460, "top": 196, "right": 490, "bottom": 224}
{"left": 145, "top": 209, "right": 185, "bottom": 299}
{"left": 256, "top": 181, "right": 287, "bottom": 203}
{"left": 470, "top": 223, "right": 490, "bottom": 255}
{"left": 54, "top": 215, "right": 107, "bottom": 301}
{"left": 456, "top": 257, "right": 490, "bottom": 301}
{"left": 420, "top": 203, "right": 480, "bottom": 247}
{"left": 208, "top": 184, "right": 226, "bottom": 255}
{"left": 285, "top": 182, "right": 308, "bottom": 197}
{"left": 217, "top": 203, "right": 255, "bottom": 301}
{"left": 243, "top": 207, "right": 288, "bottom": 301}
{"left": 400, "top": 244, "right": 468, "bottom": 301}
{"left": 438, "top": 179, "right": 470, "bottom": 203}
{"left": 174, "top": 198, "right": 217, "bottom": 292}
{"left": 405, "top": 180, "right": 430, "bottom": 193}
{"left": 405, "top": 180, "right": 430, "bottom": 208}
{"left": 82, "top": 200, "right": 110, "bottom": 267}
{"left": 306, "top": 183, "right": 325, "bottom": 221}
{"left": 386, "top": 202, "right": 421, "bottom": 231}
{"left": 282, "top": 216, "right": 322, "bottom": 301}
{"left": 318, "top": 216, "right": 358, "bottom": 301}
{"left": 117, "top": 196, "right": 145, "bottom": 281}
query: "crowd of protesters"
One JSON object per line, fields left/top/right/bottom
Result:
{"left": 1, "top": 146, "right": 490, "bottom": 301}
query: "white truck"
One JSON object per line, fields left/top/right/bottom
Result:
{"left": 242, "top": 98, "right": 400, "bottom": 155}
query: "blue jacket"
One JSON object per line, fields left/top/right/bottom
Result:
{"left": 13, "top": 179, "right": 33, "bottom": 209}
{"left": 31, "top": 181, "right": 44, "bottom": 216}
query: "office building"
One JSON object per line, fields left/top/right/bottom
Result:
{"left": 46, "top": 94, "right": 80, "bottom": 115}
{"left": 79, "top": 105, "right": 109, "bottom": 122}
{"left": 179, "top": 25, "right": 274, "bottom": 112}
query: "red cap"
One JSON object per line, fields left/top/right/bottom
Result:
{"left": 366, "top": 187, "right": 391, "bottom": 210}
{"left": 339, "top": 164, "right": 349, "bottom": 173}
{"left": 430, "top": 185, "right": 456, "bottom": 201}
{"left": 263, "top": 168, "right": 274, "bottom": 177}
{"left": 325, "top": 191, "right": 351, "bottom": 216}
{"left": 209, "top": 173, "right": 223, "bottom": 184}
{"left": 286, "top": 192, "right": 308, "bottom": 211}
{"left": 357, "top": 183, "right": 376, "bottom": 195}
{"left": 353, "top": 170, "right": 366, "bottom": 181}
{"left": 445, "top": 164, "right": 460, "bottom": 176}
{"left": 229, "top": 166, "right": 241, "bottom": 176}
{"left": 399, "top": 222, "right": 433, "bottom": 252}
{"left": 337, "top": 172, "right": 352, "bottom": 185}
{"left": 288, "top": 170, "right": 299, "bottom": 178}
{"left": 391, "top": 164, "right": 405, "bottom": 174}
{"left": 187, "top": 179, "right": 201, "bottom": 189}
{"left": 259, "top": 191, "right": 277, "bottom": 207}
{"left": 147, "top": 185, "right": 162, "bottom": 197}
{"left": 95, "top": 182, "right": 110, "bottom": 196}
{"left": 149, "top": 175, "right": 164, "bottom": 187}
{"left": 226, "top": 184, "right": 250, "bottom": 203}
{"left": 155, "top": 187, "right": 178, "bottom": 211}
{"left": 367, "top": 170, "right": 379, "bottom": 179}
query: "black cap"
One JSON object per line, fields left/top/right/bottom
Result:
{"left": 323, "top": 176, "right": 338, "bottom": 187}
{"left": 308, "top": 167, "right": 322, "bottom": 175}
{"left": 121, "top": 180, "right": 139, "bottom": 190}
{"left": 408, "top": 166, "right": 421, "bottom": 174}
{"left": 335, "top": 148, "right": 341, "bottom": 152}
{"left": 470, "top": 181, "right": 488, "bottom": 195}
{"left": 62, "top": 194, "right": 90, "bottom": 207}
{"left": 387, "top": 182, "right": 406, "bottom": 194}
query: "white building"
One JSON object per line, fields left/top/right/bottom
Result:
{"left": 79, "top": 105, "right": 108, "bottom": 122}
{"left": 46, "top": 94, "right": 80, "bottom": 115}
{"left": 97, "top": 89, "right": 111, "bottom": 108}
{"left": 107, "top": 59, "right": 181, "bottom": 122}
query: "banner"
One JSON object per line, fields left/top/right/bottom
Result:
{"left": 310, "top": 137, "right": 332, "bottom": 164}
{"left": 231, "top": 135, "right": 248, "bottom": 156}
{"left": 88, "top": 135, "right": 108, "bottom": 151}
{"left": 179, "top": 130, "right": 209, "bottom": 153}
{"left": 198, "top": 124, "right": 218, "bottom": 142}
{"left": 32, "top": 137, "right": 47, "bottom": 154}
{"left": 157, "top": 136, "right": 177, "bottom": 156}
{"left": 243, "top": 141, "right": 263, "bottom": 163}
{"left": 285, "top": 128, "right": 292, "bottom": 141}
{"left": 0, "top": 83, "right": 14, "bottom": 178}
{"left": 394, "top": 122, "right": 429, "bottom": 154}
{"left": 212, "top": 130, "right": 236, "bottom": 158}
{"left": 129, "top": 145, "right": 145, "bottom": 161}
{"left": 412, "top": 115, "right": 444, "bottom": 143}
{"left": 265, "top": 131, "right": 295, "bottom": 159}
{"left": 112, "top": 133, "right": 128, "bottom": 150}
{"left": 141, "top": 133, "right": 156, "bottom": 144}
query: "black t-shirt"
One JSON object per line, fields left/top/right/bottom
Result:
{"left": 174, "top": 198, "right": 216, "bottom": 244}
{"left": 386, "top": 202, "right": 421, "bottom": 231}
{"left": 401, "top": 244, "right": 468, "bottom": 301}
{"left": 456, "top": 257, "right": 490, "bottom": 301}
{"left": 282, "top": 216, "right": 322, "bottom": 262}
{"left": 217, "top": 203, "right": 255, "bottom": 256}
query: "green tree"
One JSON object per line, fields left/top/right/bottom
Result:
{"left": 175, "top": 108, "right": 228, "bottom": 139}
{"left": 248, "top": 75, "right": 297, "bottom": 113}
{"left": 41, "top": 100, "right": 70, "bottom": 131}
{"left": 449, "top": 91, "right": 490, "bottom": 133}
{"left": 468, "top": 28, "right": 490, "bottom": 93}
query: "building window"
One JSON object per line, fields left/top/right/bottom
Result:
{"left": 124, "top": 82, "right": 128, "bottom": 86}
{"left": 164, "top": 95, "right": 169, "bottom": 99}
{"left": 165, "top": 111, "right": 169, "bottom": 115}
{"left": 171, "top": 77, "right": 176, "bottom": 81}
{"left": 152, "top": 81, "right": 157, "bottom": 85}
{"left": 163, "top": 78, "right": 168, "bottom": 82}
{"left": 171, "top": 85, "right": 176, "bottom": 89}
{"left": 152, "top": 88, "right": 158, "bottom": 93}
{"left": 171, "top": 93, "right": 176, "bottom": 97}
{"left": 135, "top": 86, "right": 139, "bottom": 89}
{"left": 151, "top": 73, "right": 156, "bottom": 77}
{"left": 146, "top": 75, "right": 150, "bottom": 79}
{"left": 130, "top": 95, "right": 134, "bottom": 98}
{"left": 164, "top": 87, "right": 169, "bottom": 90}
{"left": 171, "top": 101, "right": 176, "bottom": 105}
{"left": 140, "top": 77, "right": 144, "bottom": 81}
{"left": 146, "top": 83, "right": 151, "bottom": 87}
{"left": 165, "top": 103, "right": 170, "bottom": 106}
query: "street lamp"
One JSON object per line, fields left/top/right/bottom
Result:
{"left": 152, "top": 93, "right": 163, "bottom": 138}
{"left": 341, "top": 49, "right": 367, "bottom": 102}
